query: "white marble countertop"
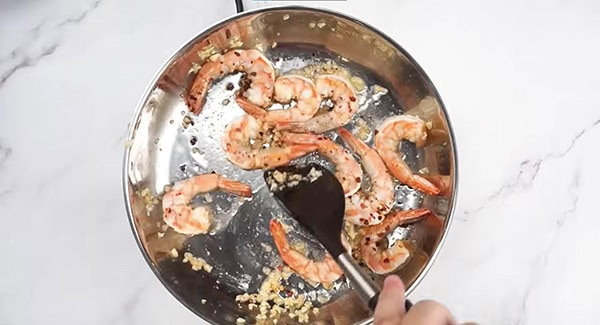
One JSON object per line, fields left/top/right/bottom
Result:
{"left": 2, "top": 0, "right": 600, "bottom": 324}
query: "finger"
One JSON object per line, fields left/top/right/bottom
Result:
{"left": 373, "top": 275, "right": 406, "bottom": 325}
{"left": 401, "top": 300, "right": 456, "bottom": 325}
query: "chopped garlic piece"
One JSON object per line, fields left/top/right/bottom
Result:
{"left": 182, "top": 252, "right": 212, "bottom": 273}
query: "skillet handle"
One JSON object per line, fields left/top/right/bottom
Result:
{"left": 235, "top": 0, "right": 244, "bottom": 13}
{"left": 337, "top": 253, "right": 413, "bottom": 311}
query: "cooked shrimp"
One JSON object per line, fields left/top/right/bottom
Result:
{"left": 221, "top": 114, "right": 318, "bottom": 170}
{"left": 423, "top": 175, "right": 452, "bottom": 197}
{"left": 236, "top": 75, "right": 319, "bottom": 123}
{"left": 163, "top": 173, "right": 252, "bottom": 235}
{"left": 361, "top": 208, "right": 432, "bottom": 274}
{"left": 270, "top": 219, "right": 343, "bottom": 288}
{"left": 338, "top": 128, "right": 395, "bottom": 226}
{"left": 185, "top": 49, "right": 275, "bottom": 114}
{"left": 374, "top": 115, "right": 440, "bottom": 195}
{"left": 280, "top": 75, "right": 359, "bottom": 133}
{"left": 280, "top": 132, "right": 362, "bottom": 196}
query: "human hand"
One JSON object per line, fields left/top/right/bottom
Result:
{"left": 374, "top": 275, "right": 456, "bottom": 325}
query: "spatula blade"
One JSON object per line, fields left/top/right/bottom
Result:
{"left": 263, "top": 164, "right": 346, "bottom": 257}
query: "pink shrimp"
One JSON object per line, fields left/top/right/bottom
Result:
{"left": 361, "top": 208, "right": 433, "bottom": 274}
{"left": 221, "top": 115, "right": 318, "bottom": 170}
{"left": 185, "top": 49, "right": 275, "bottom": 114}
{"left": 338, "top": 128, "right": 395, "bottom": 226}
{"left": 236, "top": 75, "right": 320, "bottom": 123}
{"left": 163, "top": 173, "right": 252, "bottom": 235}
{"left": 270, "top": 219, "right": 343, "bottom": 288}
{"left": 280, "top": 75, "right": 359, "bottom": 133}
{"left": 374, "top": 115, "right": 440, "bottom": 195}
{"left": 279, "top": 132, "right": 363, "bottom": 196}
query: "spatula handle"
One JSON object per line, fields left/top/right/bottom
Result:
{"left": 336, "top": 253, "right": 380, "bottom": 309}
{"left": 336, "top": 253, "right": 412, "bottom": 311}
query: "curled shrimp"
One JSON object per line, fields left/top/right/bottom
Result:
{"left": 163, "top": 173, "right": 252, "bottom": 235}
{"left": 270, "top": 219, "right": 343, "bottom": 288}
{"left": 338, "top": 127, "right": 395, "bottom": 226}
{"left": 236, "top": 75, "right": 320, "bottom": 123}
{"left": 374, "top": 115, "right": 440, "bottom": 195}
{"left": 280, "top": 132, "right": 363, "bottom": 196}
{"left": 221, "top": 114, "right": 318, "bottom": 170}
{"left": 281, "top": 75, "right": 359, "bottom": 133}
{"left": 185, "top": 49, "right": 275, "bottom": 114}
{"left": 361, "top": 208, "right": 432, "bottom": 274}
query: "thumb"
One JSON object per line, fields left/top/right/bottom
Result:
{"left": 373, "top": 275, "right": 406, "bottom": 325}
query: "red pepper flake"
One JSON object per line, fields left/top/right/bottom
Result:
{"left": 234, "top": 51, "right": 241, "bottom": 57}
{"left": 349, "top": 96, "right": 356, "bottom": 102}
{"left": 383, "top": 258, "right": 390, "bottom": 263}
{"left": 355, "top": 177, "right": 361, "bottom": 183}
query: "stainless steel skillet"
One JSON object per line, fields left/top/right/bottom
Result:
{"left": 123, "top": 6, "right": 458, "bottom": 325}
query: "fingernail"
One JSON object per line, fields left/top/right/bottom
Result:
{"left": 384, "top": 275, "right": 403, "bottom": 289}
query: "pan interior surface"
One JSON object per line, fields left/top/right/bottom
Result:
{"left": 124, "top": 7, "right": 456, "bottom": 325}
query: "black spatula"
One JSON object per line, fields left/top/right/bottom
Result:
{"left": 264, "top": 163, "right": 401, "bottom": 311}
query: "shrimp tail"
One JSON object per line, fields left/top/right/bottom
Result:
{"left": 364, "top": 208, "right": 433, "bottom": 237}
{"left": 236, "top": 97, "right": 267, "bottom": 119}
{"left": 186, "top": 79, "right": 209, "bottom": 114}
{"left": 385, "top": 208, "right": 432, "bottom": 226}
{"left": 270, "top": 219, "right": 290, "bottom": 252}
{"left": 407, "top": 175, "right": 441, "bottom": 196}
{"left": 337, "top": 127, "right": 369, "bottom": 155}
{"left": 217, "top": 177, "right": 253, "bottom": 197}
{"left": 423, "top": 175, "right": 451, "bottom": 197}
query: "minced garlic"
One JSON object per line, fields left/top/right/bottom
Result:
{"left": 235, "top": 267, "right": 318, "bottom": 323}
{"left": 136, "top": 188, "right": 158, "bottom": 216}
{"left": 188, "top": 62, "right": 201, "bottom": 75}
{"left": 182, "top": 252, "right": 212, "bottom": 273}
